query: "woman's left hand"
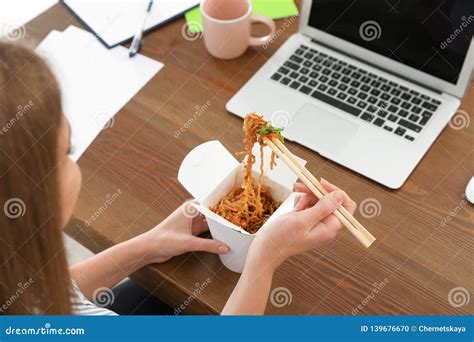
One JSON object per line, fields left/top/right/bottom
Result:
{"left": 71, "top": 200, "right": 228, "bottom": 298}
{"left": 138, "top": 200, "right": 229, "bottom": 264}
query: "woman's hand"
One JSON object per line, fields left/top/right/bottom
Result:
{"left": 71, "top": 201, "right": 228, "bottom": 299}
{"left": 222, "top": 179, "right": 356, "bottom": 315}
{"left": 138, "top": 201, "right": 229, "bottom": 264}
{"left": 247, "top": 179, "right": 356, "bottom": 271}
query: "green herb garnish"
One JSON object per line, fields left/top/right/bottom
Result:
{"left": 258, "top": 124, "right": 285, "bottom": 141}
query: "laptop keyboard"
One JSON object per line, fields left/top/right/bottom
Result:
{"left": 270, "top": 44, "right": 443, "bottom": 142}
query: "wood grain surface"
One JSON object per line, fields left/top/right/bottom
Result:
{"left": 23, "top": 2, "right": 473, "bottom": 315}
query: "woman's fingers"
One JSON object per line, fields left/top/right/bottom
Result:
{"left": 296, "top": 190, "right": 345, "bottom": 228}
{"left": 294, "top": 193, "right": 318, "bottom": 211}
{"left": 294, "top": 179, "right": 357, "bottom": 215}
{"left": 188, "top": 236, "right": 229, "bottom": 254}
{"left": 294, "top": 179, "right": 342, "bottom": 194}
{"left": 293, "top": 182, "right": 317, "bottom": 211}
{"left": 321, "top": 179, "right": 356, "bottom": 214}
{"left": 191, "top": 214, "right": 208, "bottom": 235}
{"left": 181, "top": 199, "right": 209, "bottom": 235}
{"left": 319, "top": 178, "right": 338, "bottom": 192}
{"left": 294, "top": 181, "right": 312, "bottom": 193}
{"left": 308, "top": 218, "right": 341, "bottom": 244}
{"left": 320, "top": 214, "right": 344, "bottom": 233}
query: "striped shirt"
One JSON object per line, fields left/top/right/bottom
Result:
{"left": 71, "top": 281, "right": 117, "bottom": 316}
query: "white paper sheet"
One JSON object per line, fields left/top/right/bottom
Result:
{"left": 0, "top": 0, "right": 57, "bottom": 38}
{"left": 63, "top": 0, "right": 198, "bottom": 47}
{"left": 36, "top": 26, "right": 163, "bottom": 161}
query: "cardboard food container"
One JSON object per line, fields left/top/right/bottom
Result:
{"left": 178, "top": 140, "right": 305, "bottom": 273}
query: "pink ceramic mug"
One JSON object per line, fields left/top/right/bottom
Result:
{"left": 201, "top": 0, "right": 276, "bottom": 59}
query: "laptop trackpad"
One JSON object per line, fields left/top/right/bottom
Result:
{"left": 285, "top": 103, "right": 359, "bottom": 157}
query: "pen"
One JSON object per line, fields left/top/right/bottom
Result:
{"left": 129, "top": 0, "right": 154, "bottom": 57}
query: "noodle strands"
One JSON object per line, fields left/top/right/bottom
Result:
{"left": 210, "top": 113, "right": 283, "bottom": 233}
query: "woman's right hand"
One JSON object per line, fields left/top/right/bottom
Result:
{"left": 247, "top": 179, "right": 357, "bottom": 271}
{"left": 222, "top": 179, "right": 356, "bottom": 315}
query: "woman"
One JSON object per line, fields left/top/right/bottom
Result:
{"left": 0, "top": 42, "right": 355, "bottom": 315}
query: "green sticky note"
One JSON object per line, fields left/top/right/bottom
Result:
{"left": 251, "top": 0, "right": 299, "bottom": 19}
{"left": 184, "top": 6, "right": 203, "bottom": 33}
{"left": 184, "top": 0, "right": 299, "bottom": 33}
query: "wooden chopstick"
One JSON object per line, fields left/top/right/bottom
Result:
{"left": 263, "top": 137, "right": 376, "bottom": 248}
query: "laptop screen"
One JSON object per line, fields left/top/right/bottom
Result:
{"left": 308, "top": 0, "right": 473, "bottom": 84}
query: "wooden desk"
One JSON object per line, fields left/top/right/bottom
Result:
{"left": 26, "top": 3, "right": 473, "bottom": 315}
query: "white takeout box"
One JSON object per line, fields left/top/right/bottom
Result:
{"left": 178, "top": 140, "right": 305, "bottom": 273}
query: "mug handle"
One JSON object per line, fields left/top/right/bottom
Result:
{"left": 248, "top": 14, "right": 276, "bottom": 47}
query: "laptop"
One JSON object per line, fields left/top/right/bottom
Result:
{"left": 227, "top": 0, "right": 474, "bottom": 189}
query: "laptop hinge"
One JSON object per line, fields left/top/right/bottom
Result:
{"left": 310, "top": 38, "right": 442, "bottom": 95}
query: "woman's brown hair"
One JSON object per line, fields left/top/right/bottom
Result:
{"left": 0, "top": 42, "right": 73, "bottom": 314}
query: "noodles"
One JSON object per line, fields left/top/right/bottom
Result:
{"left": 210, "top": 113, "right": 284, "bottom": 234}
